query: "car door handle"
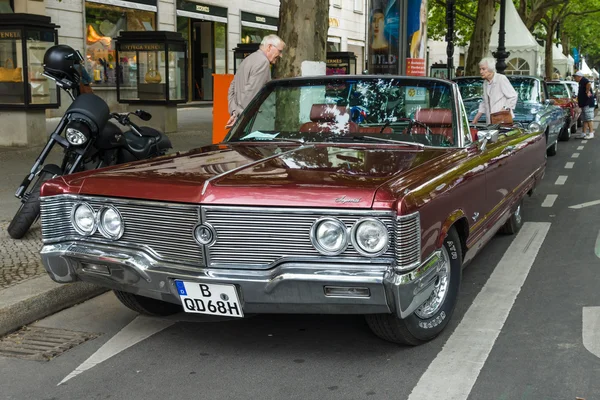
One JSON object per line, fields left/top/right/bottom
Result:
{"left": 502, "top": 145, "right": 515, "bottom": 154}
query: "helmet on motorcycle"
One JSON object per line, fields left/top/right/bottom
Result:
{"left": 43, "top": 45, "right": 84, "bottom": 85}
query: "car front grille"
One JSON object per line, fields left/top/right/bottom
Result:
{"left": 40, "top": 196, "right": 423, "bottom": 270}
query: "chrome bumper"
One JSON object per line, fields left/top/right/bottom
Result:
{"left": 40, "top": 242, "right": 444, "bottom": 319}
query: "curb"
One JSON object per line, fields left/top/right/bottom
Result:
{"left": 0, "top": 276, "right": 107, "bottom": 337}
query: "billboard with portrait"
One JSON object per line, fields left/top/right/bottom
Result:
{"left": 406, "top": 0, "right": 427, "bottom": 76}
{"left": 368, "top": 0, "right": 400, "bottom": 74}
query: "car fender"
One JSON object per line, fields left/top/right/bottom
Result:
{"left": 437, "top": 209, "right": 468, "bottom": 249}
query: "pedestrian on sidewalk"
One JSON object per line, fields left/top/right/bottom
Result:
{"left": 574, "top": 71, "right": 595, "bottom": 139}
{"left": 226, "top": 34, "right": 286, "bottom": 128}
{"left": 472, "top": 57, "right": 518, "bottom": 125}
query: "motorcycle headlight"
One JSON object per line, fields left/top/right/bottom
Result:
{"left": 65, "top": 121, "right": 91, "bottom": 146}
{"left": 97, "top": 206, "right": 124, "bottom": 240}
{"left": 311, "top": 217, "right": 348, "bottom": 256}
{"left": 71, "top": 202, "right": 96, "bottom": 236}
{"left": 351, "top": 218, "right": 389, "bottom": 257}
{"left": 527, "top": 122, "right": 541, "bottom": 133}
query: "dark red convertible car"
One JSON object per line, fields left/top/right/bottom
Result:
{"left": 39, "top": 76, "right": 546, "bottom": 345}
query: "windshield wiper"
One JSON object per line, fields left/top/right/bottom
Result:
{"left": 325, "top": 135, "right": 425, "bottom": 147}
{"left": 232, "top": 137, "right": 305, "bottom": 144}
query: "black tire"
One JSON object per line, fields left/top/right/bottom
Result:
{"left": 365, "top": 227, "right": 462, "bottom": 345}
{"left": 546, "top": 139, "right": 557, "bottom": 156}
{"left": 113, "top": 290, "right": 182, "bottom": 316}
{"left": 570, "top": 122, "right": 577, "bottom": 134}
{"left": 500, "top": 200, "right": 523, "bottom": 235}
{"left": 578, "top": 116, "right": 582, "bottom": 128}
{"left": 558, "top": 123, "right": 571, "bottom": 141}
{"left": 7, "top": 172, "right": 53, "bottom": 239}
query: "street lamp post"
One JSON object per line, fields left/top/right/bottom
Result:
{"left": 446, "top": 0, "right": 455, "bottom": 78}
{"left": 492, "top": 0, "right": 510, "bottom": 73}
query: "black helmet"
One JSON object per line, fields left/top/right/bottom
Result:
{"left": 43, "top": 45, "right": 84, "bottom": 85}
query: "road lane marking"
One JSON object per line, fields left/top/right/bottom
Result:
{"left": 572, "top": 153, "right": 580, "bottom": 158}
{"left": 583, "top": 307, "right": 600, "bottom": 359}
{"left": 407, "top": 222, "right": 550, "bottom": 400}
{"left": 577, "top": 146, "right": 585, "bottom": 150}
{"left": 542, "top": 195, "right": 558, "bottom": 207}
{"left": 569, "top": 200, "right": 600, "bottom": 209}
{"left": 58, "top": 316, "right": 175, "bottom": 385}
{"left": 582, "top": 140, "right": 588, "bottom": 144}
{"left": 555, "top": 176, "right": 568, "bottom": 185}
{"left": 595, "top": 229, "right": 600, "bottom": 259}
{"left": 565, "top": 162, "right": 574, "bottom": 169}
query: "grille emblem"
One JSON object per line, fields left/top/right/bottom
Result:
{"left": 193, "top": 224, "right": 216, "bottom": 246}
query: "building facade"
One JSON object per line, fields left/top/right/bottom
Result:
{"left": 3, "top": 0, "right": 366, "bottom": 113}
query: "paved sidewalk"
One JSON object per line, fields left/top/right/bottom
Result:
{"left": 0, "top": 108, "right": 214, "bottom": 336}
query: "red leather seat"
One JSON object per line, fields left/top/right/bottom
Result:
{"left": 413, "top": 108, "right": 454, "bottom": 143}
{"left": 299, "top": 104, "right": 359, "bottom": 134}
{"left": 358, "top": 126, "right": 393, "bottom": 135}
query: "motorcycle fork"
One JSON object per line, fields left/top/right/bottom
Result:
{"left": 15, "top": 118, "right": 69, "bottom": 199}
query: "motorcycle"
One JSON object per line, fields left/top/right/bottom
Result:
{"left": 7, "top": 46, "right": 172, "bottom": 239}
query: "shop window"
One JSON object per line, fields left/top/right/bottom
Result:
{"left": 0, "top": 0, "right": 13, "bottom": 13}
{"left": 85, "top": 2, "right": 156, "bottom": 86}
{"left": 505, "top": 58, "right": 530, "bottom": 76}
{"left": 241, "top": 26, "right": 274, "bottom": 44}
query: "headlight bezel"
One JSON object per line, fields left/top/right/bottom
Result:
{"left": 351, "top": 217, "right": 389, "bottom": 257}
{"left": 65, "top": 120, "right": 91, "bottom": 146}
{"left": 310, "top": 217, "right": 349, "bottom": 256}
{"left": 96, "top": 205, "right": 124, "bottom": 240}
{"left": 70, "top": 202, "right": 97, "bottom": 236}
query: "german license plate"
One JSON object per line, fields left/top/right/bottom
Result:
{"left": 175, "top": 281, "right": 243, "bottom": 318}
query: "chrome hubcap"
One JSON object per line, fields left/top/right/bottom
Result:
{"left": 514, "top": 204, "right": 522, "bottom": 226}
{"left": 414, "top": 246, "right": 451, "bottom": 319}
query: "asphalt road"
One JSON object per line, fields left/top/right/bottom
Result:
{"left": 1, "top": 131, "right": 600, "bottom": 399}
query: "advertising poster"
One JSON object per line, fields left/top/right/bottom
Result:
{"left": 368, "top": 0, "right": 400, "bottom": 74}
{"left": 406, "top": 0, "right": 427, "bottom": 76}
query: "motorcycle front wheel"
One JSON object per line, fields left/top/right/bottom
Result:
{"left": 7, "top": 171, "right": 55, "bottom": 239}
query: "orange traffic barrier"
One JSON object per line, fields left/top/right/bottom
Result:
{"left": 212, "top": 73, "right": 234, "bottom": 144}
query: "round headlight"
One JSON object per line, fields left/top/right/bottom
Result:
{"left": 351, "top": 218, "right": 389, "bottom": 257}
{"left": 71, "top": 202, "right": 96, "bottom": 236}
{"left": 97, "top": 206, "right": 124, "bottom": 239}
{"left": 65, "top": 120, "right": 91, "bottom": 146}
{"left": 528, "top": 122, "right": 541, "bottom": 133}
{"left": 311, "top": 217, "right": 348, "bottom": 256}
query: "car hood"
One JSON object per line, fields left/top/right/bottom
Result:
{"left": 463, "top": 99, "right": 544, "bottom": 123}
{"left": 44, "top": 143, "right": 449, "bottom": 208}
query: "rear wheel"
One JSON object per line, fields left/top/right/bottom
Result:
{"left": 500, "top": 200, "right": 523, "bottom": 234}
{"left": 113, "top": 290, "right": 182, "bottom": 316}
{"left": 7, "top": 171, "right": 54, "bottom": 239}
{"left": 559, "top": 123, "right": 571, "bottom": 141}
{"left": 365, "top": 227, "right": 462, "bottom": 345}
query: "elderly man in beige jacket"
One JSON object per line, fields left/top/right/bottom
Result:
{"left": 225, "top": 34, "right": 285, "bottom": 128}
{"left": 472, "top": 57, "right": 518, "bottom": 124}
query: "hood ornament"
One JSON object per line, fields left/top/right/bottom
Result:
{"left": 335, "top": 195, "right": 362, "bottom": 204}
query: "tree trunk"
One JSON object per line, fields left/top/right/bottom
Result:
{"left": 545, "top": 21, "right": 556, "bottom": 79}
{"left": 465, "top": 0, "right": 495, "bottom": 76}
{"left": 561, "top": 30, "right": 569, "bottom": 57}
{"left": 274, "top": 0, "right": 329, "bottom": 79}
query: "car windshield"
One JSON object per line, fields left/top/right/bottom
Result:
{"left": 455, "top": 78, "right": 483, "bottom": 101}
{"left": 226, "top": 77, "right": 458, "bottom": 148}
{"left": 507, "top": 77, "right": 541, "bottom": 103}
{"left": 547, "top": 83, "right": 569, "bottom": 98}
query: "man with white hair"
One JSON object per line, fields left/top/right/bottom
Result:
{"left": 472, "top": 57, "right": 517, "bottom": 125}
{"left": 226, "top": 34, "right": 285, "bottom": 128}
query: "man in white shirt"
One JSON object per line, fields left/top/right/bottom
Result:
{"left": 472, "top": 57, "right": 518, "bottom": 124}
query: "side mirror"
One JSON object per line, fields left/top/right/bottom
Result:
{"left": 545, "top": 99, "right": 556, "bottom": 105}
{"left": 134, "top": 110, "right": 152, "bottom": 121}
{"left": 477, "top": 129, "right": 499, "bottom": 151}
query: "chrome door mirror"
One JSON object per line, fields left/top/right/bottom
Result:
{"left": 477, "top": 130, "right": 499, "bottom": 151}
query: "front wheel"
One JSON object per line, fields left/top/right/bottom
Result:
{"left": 113, "top": 290, "right": 182, "bottom": 316}
{"left": 7, "top": 171, "right": 54, "bottom": 239}
{"left": 365, "top": 227, "right": 462, "bottom": 345}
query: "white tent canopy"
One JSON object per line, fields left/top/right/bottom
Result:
{"left": 553, "top": 44, "right": 572, "bottom": 78}
{"left": 489, "top": 0, "right": 543, "bottom": 76}
{"left": 580, "top": 58, "right": 593, "bottom": 76}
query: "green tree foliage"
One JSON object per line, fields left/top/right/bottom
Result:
{"left": 428, "top": 0, "right": 479, "bottom": 47}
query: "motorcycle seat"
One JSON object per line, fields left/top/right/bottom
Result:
{"left": 124, "top": 127, "right": 172, "bottom": 160}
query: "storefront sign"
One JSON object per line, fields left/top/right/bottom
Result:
{"left": 0, "top": 31, "right": 21, "bottom": 40}
{"left": 120, "top": 43, "right": 164, "bottom": 51}
{"left": 86, "top": 0, "right": 157, "bottom": 12}
{"left": 240, "top": 11, "right": 278, "bottom": 32}
{"left": 367, "top": 0, "right": 400, "bottom": 74}
{"left": 406, "top": 58, "right": 426, "bottom": 76}
{"left": 329, "top": 17, "right": 339, "bottom": 28}
{"left": 176, "top": 0, "right": 228, "bottom": 23}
